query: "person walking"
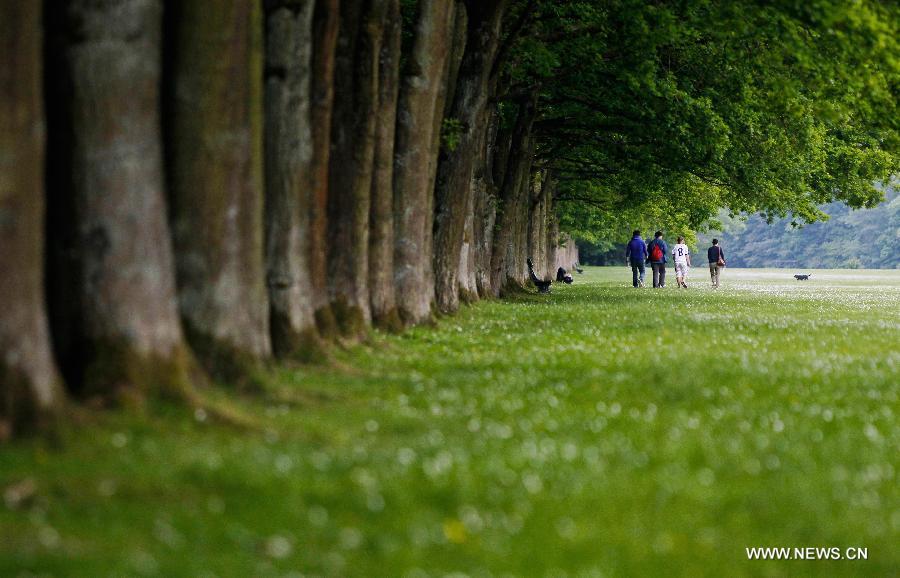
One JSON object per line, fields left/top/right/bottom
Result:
{"left": 707, "top": 238, "right": 726, "bottom": 288}
{"left": 647, "top": 231, "right": 668, "bottom": 288}
{"left": 672, "top": 236, "right": 691, "bottom": 288}
{"left": 625, "top": 230, "right": 647, "bottom": 287}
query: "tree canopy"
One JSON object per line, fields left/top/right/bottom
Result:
{"left": 498, "top": 0, "right": 900, "bottom": 245}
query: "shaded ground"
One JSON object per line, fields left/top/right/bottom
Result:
{"left": 2, "top": 268, "right": 898, "bottom": 577}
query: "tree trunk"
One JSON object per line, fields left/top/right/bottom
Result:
{"left": 490, "top": 93, "right": 537, "bottom": 294}
{"left": 309, "top": 0, "right": 340, "bottom": 337}
{"left": 368, "top": 0, "right": 403, "bottom": 332}
{"left": 528, "top": 171, "right": 546, "bottom": 276}
{"left": 474, "top": 109, "right": 500, "bottom": 297}
{"left": 547, "top": 211, "right": 560, "bottom": 277}
{"left": 264, "top": 0, "right": 322, "bottom": 360}
{"left": 0, "top": 2, "right": 64, "bottom": 438}
{"left": 393, "top": 0, "right": 456, "bottom": 326}
{"left": 165, "top": 0, "right": 271, "bottom": 380}
{"left": 432, "top": 0, "right": 507, "bottom": 314}
{"left": 327, "top": 0, "right": 385, "bottom": 337}
{"left": 45, "top": 0, "right": 197, "bottom": 402}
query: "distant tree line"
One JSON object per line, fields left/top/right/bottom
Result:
{"left": 1, "top": 0, "right": 897, "bottom": 437}
{"left": 697, "top": 186, "right": 900, "bottom": 269}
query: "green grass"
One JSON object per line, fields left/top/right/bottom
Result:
{"left": 2, "top": 268, "right": 898, "bottom": 577}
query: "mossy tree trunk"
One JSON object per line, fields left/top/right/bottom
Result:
{"left": 490, "top": 93, "right": 537, "bottom": 294}
{"left": 432, "top": 0, "right": 508, "bottom": 314}
{"left": 368, "top": 0, "right": 403, "bottom": 332}
{"left": 309, "top": 0, "right": 340, "bottom": 338}
{"left": 0, "top": 2, "right": 65, "bottom": 438}
{"left": 392, "top": 0, "right": 456, "bottom": 326}
{"left": 547, "top": 211, "right": 560, "bottom": 277}
{"left": 327, "top": 0, "right": 386, "bottom": 338}
{"left": 474, "top": 110, "right": 500, "bottom": 298}
{"left": 264, "top": 0, "right": 322, "bottom": 360}
{"left": 165, "top": 0, "right": 271, "bottom": 379}
{"left": 44, "top": 0, "right": 197, "bottom": 404}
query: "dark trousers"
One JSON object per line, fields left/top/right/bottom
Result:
{"left": 651, "top": 263, "right": 666, "bottom": 287}
{"left": 630, "top": 260, "right": 645, "bottom": 287}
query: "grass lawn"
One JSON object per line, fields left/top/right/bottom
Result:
{"left": 2, "top": 267, "right": 898, "bottom": 577}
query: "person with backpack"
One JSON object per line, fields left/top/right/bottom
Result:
{"left": 671, "top": 236, "right": 691, "bottom": 288}
{"left": 625, "top": 230, "right": 648, "bottom": 287}
{"left": 707, "top": 238, "right": 726, "bottom": 288}
{"left": 646, "top": 231, "right": 668, "bottom": 288}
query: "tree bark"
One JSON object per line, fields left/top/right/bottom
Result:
{"left": 327, "top": 0, "right": 385, "bottom": 337}
{"left": 490, "top": 93, "right": 537, "bottom": 294}
{"left": 309, "top": 0, "right": 340, "bottom": 337}
{"left": 0, "top": 2, "right": 65, "bottom": 438}
{"left": 432, "top": 0, "right": 508, "bottom": 313}
{"left": 264, "top": 0, "right": 322, "bottom": 360}
{"left": 45, "top": 0, "right": 197, "bottom": 402}
{"left": 165, "top": 0, "right": 271, "bottom": 379}
{"left": 368, "top": 0, "right": 403, "bottom": 332}
{"left": 393, "top": 0, "right": 456, "bottom": 326}
{"left": 474, "top": 109, "right": 500, "bottom": 297}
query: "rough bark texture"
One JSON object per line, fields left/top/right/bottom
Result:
{"left": 264, "top": 0, "right": 322, "bottom": 360}
{"left": 44, "top": 0, "right": 197, "bottom": 403}
{"left": 547, "top": 212, "right": 560, "bottom": 278}
{"left": 528, "top": 171, "right": 550, "bottom": 279}
{"left": 327, "top": 0, "right": 385, "bottom": 337}
{"left": 432, "top": 0, "right": 507, "bottom": 313}
{"left": 393, "top": 0, "right": 455, "bottom": 325}
{"left": 490, "top": 94, "right": 537, "bottom": 294}
{"left": 309, "top": 0, "right": 340, "bottom": 337}
{"left": 368, "top": 0, "right": 403, "bottom": 332}
{"left": 0, "top": 2, "right": 64, "bottom": 438}
{"left": 166, "top": 0, "right": 271, "bottom": 378}
{"left": 474, "top": 109, "right": 500, "bottom": 297}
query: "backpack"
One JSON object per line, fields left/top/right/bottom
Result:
{"left": 650, "top": 242, "right": 663, "bottom": 262}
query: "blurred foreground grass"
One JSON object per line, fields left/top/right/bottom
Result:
{"left": 2, "top": 268, "right": 898, "bottom": 577}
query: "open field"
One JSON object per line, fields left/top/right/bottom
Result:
{"left": 2, "top": 268, "right": 898, "bottom": 577}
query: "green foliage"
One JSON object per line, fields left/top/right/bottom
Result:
{"left": 501, "top": 0, "right": 900, "bottom": 244}
{"left": 2, "top": 270, "right": 898, "bottom": 576}
{"left": 440, "top": 118, "right": 464, "bottom": 153}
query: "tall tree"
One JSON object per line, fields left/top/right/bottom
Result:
{"left": 0, "top": 2, "right": 64, "bottom": 438}
{"left": 392, "top": 0, "right": 456, "bottom": 325}
{"left": 432, "top": 0, "right": 508, "bottom": 313}
{"left": 490, "top": 93, "right": 537, "bottom": 293}
{"left": 165, "top": 0, "right": 271, "bottom": 378}
{"left": 264, "top": 0, "right": 322, "bottom": 359}
{"left": 368, "top": 0, "right": 403, "bottom": 332}
{"left": 309, "top": 0, "right": 340, "bottom": 337}
{"left": 327, "top": 0, "right": 385, "bottom": 337}
{"left": 44, "top": 0, "right": 198, "bottom": 402}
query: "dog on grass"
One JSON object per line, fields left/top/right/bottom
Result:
{"left": 793, "top": 274, "right": 811, "bottom": 281}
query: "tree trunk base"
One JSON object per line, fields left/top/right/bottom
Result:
{"left": 0, "top": 365, "right": 62, "bottom": 442}
{"left": 270, "top": 313, "right": 328, "bottom": 363}
{"left": 329, "top": 297, "right": 367, "bottom": 340}
{"left": 459, "top": 287, "right": 479, "bottom": 305}
{"left": 372, "top": 308, "right": 404, "bottom": 334}
{"left": 182, "top": 325, "right": 267, "bottom": 393}
{"left": 78, "top": 340, "right": 203, "bottom": 409}
{"left": 315, "top": 305, "right": 339, "bottom": 339}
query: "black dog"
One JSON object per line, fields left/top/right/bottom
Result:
{"left": 528, "top": 258, "right": 552, "bottom": 293}
{"left": 793, "top": 274, "right": 811, "bottom": 280}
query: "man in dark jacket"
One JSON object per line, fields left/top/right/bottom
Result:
{"left": 625, "top": 230, "right": 647, "bottom": 287}
{"left": 707, "top": 238, "right": 726, "bottom": 288}
{"left": 647, "top": 231, "right": 668, "bottom": 288}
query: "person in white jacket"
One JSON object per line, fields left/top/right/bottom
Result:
{"left": 671, "top": 236, "right": 691, "bottom": 288}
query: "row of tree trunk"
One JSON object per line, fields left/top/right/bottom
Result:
{"left": 0, "top": 0, "right": 575, "bottom": 438}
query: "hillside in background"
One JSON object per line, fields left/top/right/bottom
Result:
{"left": 697, "top": 187, "right": 899, "bottom": 269}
